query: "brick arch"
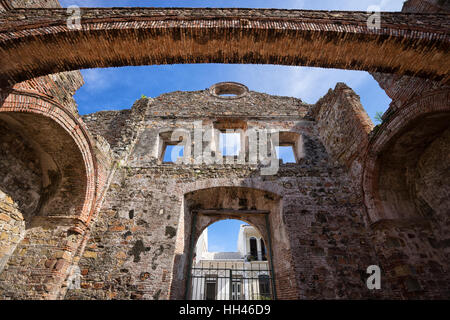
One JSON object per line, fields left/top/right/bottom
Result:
{"left": 0, "top": 89, "right": 98, "bottom": 224}
{"left": 363, "top": 89, "right": 450, "bottom": 223}
{"left": 0, "top": 8, "right": 448, "bottom": 87}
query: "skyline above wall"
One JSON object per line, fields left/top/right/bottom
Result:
{"left": 55, "top": 0, "right": 405, "bottom": 122}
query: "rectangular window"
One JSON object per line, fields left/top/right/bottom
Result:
{"left": 275, "top": 145, "right": 296, "bottom": 163}
{"left": 219, "top": 132, "right": 241, "bottom": 156}
{"left": 162, "top": 144, "right": 184, "bottom": 163}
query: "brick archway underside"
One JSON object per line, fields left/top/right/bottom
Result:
{"left": 0, "top": 8, "right": 449, "bottom": 87}
{"left": 0, "top": 88, "right": 99, "bottom": 223}
{"left": 363, "top": 90, "right": 450, "bottom": 223}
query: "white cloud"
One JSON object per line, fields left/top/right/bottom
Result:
{"left": 230, "top": 65, "right": 369, "bottom": 104}
{"left": 81, "top": 68, "right": 114, "bottom": 92}
{"left": 283, "top": 68, "right": 368, "bottom": 103}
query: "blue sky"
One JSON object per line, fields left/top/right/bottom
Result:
{"left": 59, "top": 0, "right": 404, "bottom": 252}
{"left": 275, "top": 146, "right": 296, "bottom": 163}
{"left": 60, "top": 0, "right": 405, "bottom": 122}
{"left": 207, "top": 219, "right": 247, "bottom": 252}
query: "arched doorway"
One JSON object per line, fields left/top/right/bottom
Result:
{"left": 169, "top": 186, "right": 292, "bottom": 300}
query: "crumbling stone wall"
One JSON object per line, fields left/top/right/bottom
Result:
{"left": 362, "top": 0, "right": 450, "bottom": 299}
{"left": 369, "top": 218, "right": 449, "bottom": 299}
{"left": 0, "top": 0, "right": 448, "bottom": 301}
{"left": 64, "top": 85, "right": 384, "bottom": 300}
{"left": 0, "top": 111, "right": 93, "bottom": 299}
{"left": 82, "top": 100, "right": 146, "bottom": 160}
{"left": 415, "top": 128, "right": 450, "bottom": 221}
{"left": 363, "top": 89, "right": 450, "bottom": 299}
{"left": 309, "top": 83, "right": 373, "bottom": 184}
{"left": 13, "top": 72, "right": 84, "bottom": 116}
{"left": 0, "top": 0, "right": 107, "bottom": 301}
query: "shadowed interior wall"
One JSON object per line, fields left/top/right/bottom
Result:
{"left": 0, "top": 111, "right": 93, "bottom": 299}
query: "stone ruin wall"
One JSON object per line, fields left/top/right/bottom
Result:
{"left": 61, "top": 81, "right": 448, "bottom": 300}
{"left": 0, "top": 0, "right": 448, "bottom": 300}
{"left": 60, "top": 84, "right": 386, "bottom": 300}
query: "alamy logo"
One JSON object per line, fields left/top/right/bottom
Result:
{"left": 67, "top": 5, "right": 81, "bottom": 30}
{"left": 367, "top": 5, "right": 381, "bottom": 30}
{"left": 366, "top": 265, "right": 381, "bottom": 290}
{"left": 164, "top": 122, "right": 280, "bottom": 175}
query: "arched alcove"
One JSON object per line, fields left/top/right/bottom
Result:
{"left": 0, "top": 92, "right": 99, "bottom": 298}
{"left": 363, "top": 91, "right": 450, "bottom": 298}
{"left": 0, "top": 112, "right": 87, "bottom": 223}
{"left": 364, "top": 92, "right": 450, "bottom": 223}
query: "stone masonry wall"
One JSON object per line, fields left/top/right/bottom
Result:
{"left": 13, "top": 72, "right": 84, "bottom": 116}
{"left": 369, "top": 216, "right": 450, "bottom": 299}
{"left": 365, "top": 0, "right": 450, "bottom": 290}
{"left": 0, "top": 0, "right": 98, "bottom": 301}
{"left": 309, "top": 83, "right": 373, "bottom": 186}
{"left": 1, "top": 0, "right": 448, "bottom": 301}
{"left": 64, "top": 86, "right": 384, "bottom": 300}
{"left": 82, "top": 100, "right": 147, "bottom": 160}
{"left": 361, "top": 90, "right": 450, "bottom": 299}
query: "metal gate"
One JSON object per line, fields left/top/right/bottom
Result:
{"left": 189, "top": 261, "right": 274, "bottom": 300}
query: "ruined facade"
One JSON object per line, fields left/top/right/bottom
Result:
{"left": 0, "top": 0, "right": 449, "bottom": 300}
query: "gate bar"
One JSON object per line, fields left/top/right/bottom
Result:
{"left": 265, "top": 214, "right": 277, "bottom": 300}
